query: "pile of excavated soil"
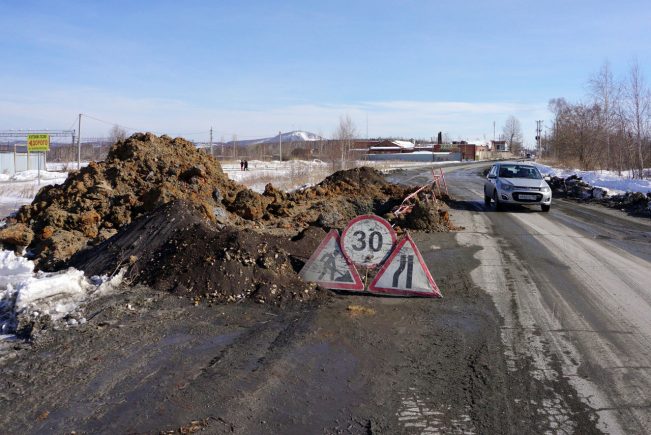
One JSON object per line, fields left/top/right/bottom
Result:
{"left": 0, "top": 133, "right": 454, "bottom": 304}
{"left": 70, "top": 201, "right": 327, "bottom": 305}
{"left": 1, "top": 133, "right": 246, "bottom": 270}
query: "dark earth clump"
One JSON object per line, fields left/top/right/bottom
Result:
{"left": 70, "top": 200, "right": 328, "bottom": 305}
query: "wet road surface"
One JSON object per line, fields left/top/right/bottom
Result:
{"left": 1, "top": 163, "right": 649, "bottom": 434}
{"left": 391, "top": 164, "right": 651, "bottom": 434}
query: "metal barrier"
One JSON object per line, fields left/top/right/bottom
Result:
{"left": 392, "top": 168, "right": 449, "bottom": 220}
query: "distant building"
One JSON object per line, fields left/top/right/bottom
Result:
{"left": 368, "top": 139, "right": 416, "bottom": 154}
{"left": 491, "top": 140, "right": 509, "bottom": 152}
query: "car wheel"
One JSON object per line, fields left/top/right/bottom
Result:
{"left": 484, "top": 190, "right": 491, "bottom": 206}
{"left": 493, "top": 191, "right": 503, "bottom": 211}
{"left": 541, "top": 204, "right": 551, "bottom": 212}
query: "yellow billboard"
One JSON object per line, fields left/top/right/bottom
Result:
{"left": 27, "top": 134, "right": 50, "bottom": 152}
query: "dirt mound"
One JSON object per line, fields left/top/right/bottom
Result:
{"left": 0, "top": 132, "right": 455, "bottom": 289}
{"left": 70, "top": 200, "right": 326, "bottom": 305}
{"left": 283, "top": 167, "right": 422, "bottom": 230}
{"left": 1, "top": 133, "right": 252, "bottom": 269}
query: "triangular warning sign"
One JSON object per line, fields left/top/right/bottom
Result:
{"left": 368, "top": 234, "right": 442, "bottom": 297}
{"left": 299, "top": 230, "right": 364, "bottom": 291}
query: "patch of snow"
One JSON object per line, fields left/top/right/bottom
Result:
{"left": 533, "top": 163, "right": 651, "bottom": 195}
{"left": 0, "top": 250, "right": 124, "bottom": 336}
{"left": 8, "top": 169, "right": 68, "bottom": 182}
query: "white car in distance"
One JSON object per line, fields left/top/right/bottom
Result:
{"left": 484, "top": 162, "right": 552, "bottom": 212}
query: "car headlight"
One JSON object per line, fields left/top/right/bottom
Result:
{"left": 541, "top": 186, "right": 550, "bottom": 193}
{"left": 500, "top": 182, "right": 513, "bottom": 191}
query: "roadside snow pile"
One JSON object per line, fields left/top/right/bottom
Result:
{"left": 0, "top": 250, "right": 123, "bottom": 338}
{"left": 533, "top": 163, "right": 651, "bottom": 195}
{"left": 533, "top": 163, "right": 651, "bottom": 217}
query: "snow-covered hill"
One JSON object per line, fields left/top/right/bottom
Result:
{"left": 229, "top": 131, "right": 323, "bottom": 147}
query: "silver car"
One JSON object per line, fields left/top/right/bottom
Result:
{"left": 484, "top": 162, "right": 552, "bottom": 212}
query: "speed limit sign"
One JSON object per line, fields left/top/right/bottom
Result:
{"left": 341, "top": 215, "right": 397, "bottom": 268}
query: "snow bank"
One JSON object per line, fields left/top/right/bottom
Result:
{"left": 0, "top": 250, "right": 124, "bottom": 336}
{"left": 9, "top": 170, "right": 68, "bottom": 182}
{"left": 533, "top": 163, "right": 651, "bottom": 195}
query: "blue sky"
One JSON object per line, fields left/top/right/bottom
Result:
{"left": 1, "top": 0, "right": 649, "bottom": 145}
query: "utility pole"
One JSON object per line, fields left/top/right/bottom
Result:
{"left": 77, "top": 113, "right": 82, "bottom": 169}
{"left": 493, "top": 121, "right": 496, "bottom": 142}
{"left": 221, "top": 136, "right": 224, "bottom": 159}
{"left": 535, "top": 120, "right": 543, "bottom": 155}
{"left": 279, "top": 131, "right": 282, "bottom": 161}
{"left": 209, "top": 127, "right": 213, "bottom": 157}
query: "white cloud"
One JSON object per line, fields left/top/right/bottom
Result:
{"left": 0, "top": 85, "right": 548, "bottom": 145}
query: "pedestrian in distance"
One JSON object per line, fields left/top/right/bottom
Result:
{"left": 240, "top": 160, "right": 244, "bottom": 171}
{"left": 244, "top": 160, "right": 249, "bottom": 171}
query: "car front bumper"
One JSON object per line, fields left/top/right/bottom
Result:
{"left": 497, "top": 189, "right": 552, "bottom": 204}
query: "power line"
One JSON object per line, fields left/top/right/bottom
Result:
{"left": 81, "top": 113, "right": 141, "bottom": 132}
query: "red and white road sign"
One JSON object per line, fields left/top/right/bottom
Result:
{"left": 341, "top": 215, "right": 397, "bottom": 268}
{"left": 299, "top": 230, "right": 364, "bottom": 291}
{"left": 368, "top": 234, "right": 442, "bottom": 297}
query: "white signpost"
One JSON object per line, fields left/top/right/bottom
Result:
{"left": 299, "top": 230, "right": 364, "bottom": 291}
{"left": 340, "top": 215, "right": 397, "bottom": 268}
{"left": 368, "top": 234, "right": 442, "bottom": 298}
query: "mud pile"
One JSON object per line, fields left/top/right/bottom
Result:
{"left": 0, "top": 133, "right": 454, "bottom": 303}
{"left": 70, "top": 201, "right": 326, "bottom": 305}
{"left": 1, "top": 133, "right": 246, "bottom": 269}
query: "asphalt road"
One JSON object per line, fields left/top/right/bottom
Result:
{"left": 392, "top": 164, "right": 651, "bottom": 434}
{"left": 1, "top": 163, "right": 649, "bottom": 434}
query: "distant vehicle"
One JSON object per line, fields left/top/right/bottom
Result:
{"left": 526, "top": 153, "right": 532, "bottom": 159}
{"left": 484, "top": 162, "right": 552, "bottom": 212}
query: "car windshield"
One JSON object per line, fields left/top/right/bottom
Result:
{"left": 498, "top": 165, "right": 542, "bottom": 179}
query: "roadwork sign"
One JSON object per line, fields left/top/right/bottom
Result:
{"left": 341, "top": 215, "right": 397, "bottom": 268}
{"left": 299, "top": 230, "right": 364, "bottom": 291}
{"left": 27, "top": 134, "right": 50, "bottom": 152}
{"left": 368, "top": 234, "right": 442, "bottom": 297}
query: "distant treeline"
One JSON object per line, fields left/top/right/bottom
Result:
{"left": 545, "top": 61, "right": 650, "bottom": 177}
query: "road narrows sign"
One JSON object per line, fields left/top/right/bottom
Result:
{"left": 368, "top": 233, "right": 442, "bottom": 297}
{"left": 341, "top": 215, "right": 397, "bottom": 268}
{"left": 299, "top": 230, "right": 364, "bottom": 291}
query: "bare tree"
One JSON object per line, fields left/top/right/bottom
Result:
{"left": 331, "top": 115, "right": 358, "bottom": 170}
{"left": 589, "top": 61, "right": 621, "bottom": 170}
{"left": 108, "top": 125, "right": 127, "bottom": 144}
{"left": 502, "top": 116, "right": 523, "bottom": 155}
{"left": 548, "top": 62, "right": 651, "bottom": 174}
{"left": 624, "top": 60, "right": 650, "bottom": 178}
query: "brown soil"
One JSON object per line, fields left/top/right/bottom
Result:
{"left": 1, "top": 133, "right": 454, "bottom": 303}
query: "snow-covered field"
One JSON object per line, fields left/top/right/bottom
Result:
{"left": 532, "top": 163, "right": 651, "bottom": 195}
{"left": 0, "top": 170, "right": 69, "bottom": 218}
{"left": 222, "top": 159, "right": 455, "bottom": 192}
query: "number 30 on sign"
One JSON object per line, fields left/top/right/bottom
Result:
{"left": 340, "top": 215, "right": 397, "bottom": 268}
